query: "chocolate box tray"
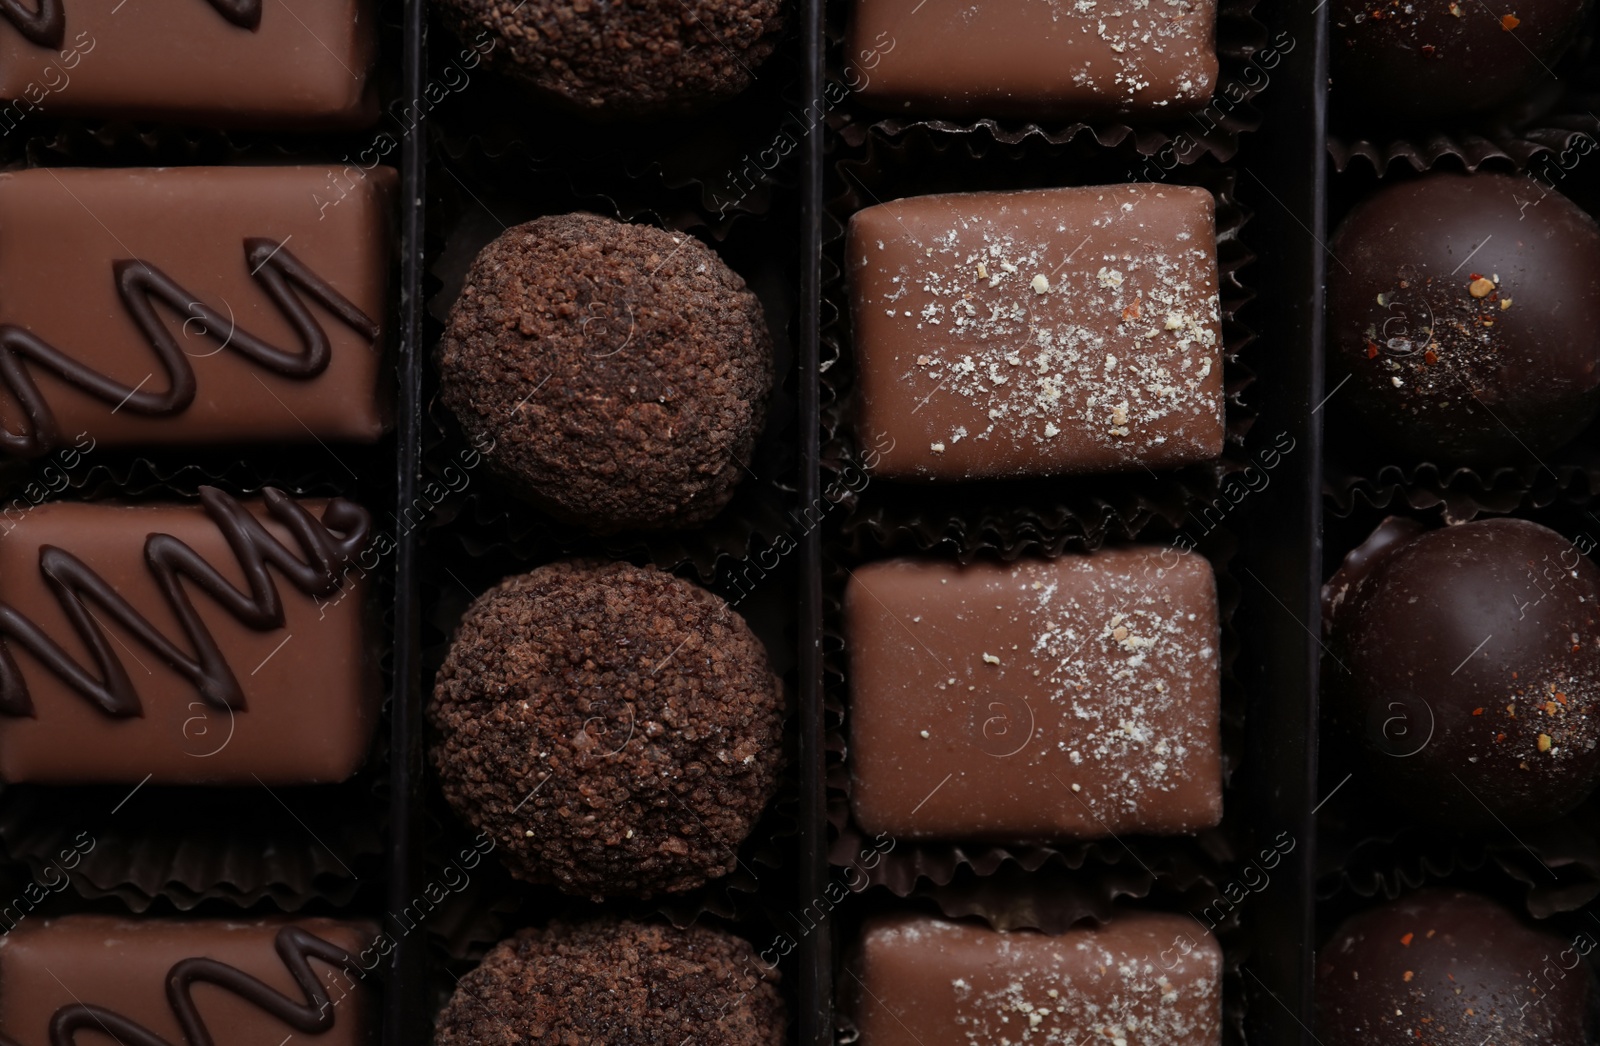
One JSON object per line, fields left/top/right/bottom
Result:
{"left": 0, "top": 0, "right": 1439, "bottom": 1038}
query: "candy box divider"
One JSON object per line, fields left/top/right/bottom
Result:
{"left": 799, "top": 0, "right": 831, "bottom": 1039}
{"left": 1210, "top": 0, "right": 1328, "bottom": 1038}
{"left": 386, "top": 0, "right": 428, "bottom": 1042}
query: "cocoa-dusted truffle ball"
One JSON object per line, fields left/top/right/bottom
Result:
{"left": 434, "top": 920, "right": 785, "bottom": 1046}
{"left": 1327, "top": 173, "right": 1600, "bottom": 464}
{"left": 1324, "top": 517, "right": 1600, "bottom": 828}
{"left": 1331, "top": 0, "right": 1588, "bottom": 123}
{"left": 428, "top": 559, "right": 784, "bottom": 899}
{"left": 1317, "top": 890, "right": 1595, "bottom": 1046}
{"left": 435, "top": 0, "right": 784, "bottom": 117}
{"left": 439, "top": 213, "right": 773, "bottom": 534}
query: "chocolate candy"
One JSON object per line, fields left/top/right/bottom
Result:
{"left": 0, "top": 0, "right": 377, "bottom": 129}
{"left": 1326, "top": 172, "right": 1600, "bottom": 463}
{"left": 0, "top": 488, "right": 378, "bottom": 785}
{"left": 438, "top": 214, "right": 772, "bottom": 533}
{"left": 0, "top": 915, "right": 376, "bottom": 1046}
{"left": 846, "top": 0, "right": 1218, "bottom": 118}
{"left": 848, "top": 186, "right": 1223, "bottom": 480}
{"left": 1331, "top": 0, "right": 1587, "bottom": 123}
{"left": 436, "top": 920, "right": 785, "bottom": 1046}
{"left": 436, "top": 0, "right": 784, "bottom": 117}
{"left": 845, "top": 550, "right": 1222, "bottom": 841}
{"left": 1317, "top": 889, "right": 1595, "bottom": 1046}
{"left": 1324, "top": 517, "right": 1600, "bottom": 827}
{"left": 849, "top": 911, "right": 1223, "bottom": 1046}
{"left": 429, "top": 560, "right": 784, "bottom": 899}
{"left": 0, "top": 165, "right": 393, "bottom": 459}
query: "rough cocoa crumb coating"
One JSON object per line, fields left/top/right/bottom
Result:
{"left": 439, "top": 213, "right": 773, "bottom": 534}
{"left": 434, "top": 919, "right": 786, "bottom": 1046}
{"left": 428, "top": 559, "right": 784, "bottom": 898}
{"left": 436, "top": 0, "right": 784, "bottom": 117}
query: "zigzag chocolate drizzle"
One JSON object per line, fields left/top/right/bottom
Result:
{"left": 0, "top": 0, "right": 261, "bottom": 48}
{"left": 48, "top": 926, "right": 357, "bottom": 1046}
{"left": 0, "top": 486, "right": 370, "bottom": 719}
{"left": 207, "top": 0, "right": 262, "bottom": 29}
{"left": 0, "top": 0, "right": 61, "bottom": 46}
{"left": 0, "top": 238, "right": 379, "bottom": 458}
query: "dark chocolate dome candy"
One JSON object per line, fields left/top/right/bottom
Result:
{"left": 434, "top": 920, "right": 785, "bottom": 1046}
{"left": 434, "top": 0, "right": 784, "bottom": 117}
{"left": 438, "top": 213, "right": 773, "bottom": 534}
{"left": 427, "top": 559, "right": 784, "bottom": 899}
{"left": 1327, "top": 172, "right": 1600, "bottom": 463}
{"left": 1331, "top": 0, "right": 1588, "bottom": 123}
{"left": 1324, "top": 517, "right": 1600, "bottom": 827}
{"left": 1317, "top": 889, "right": 1594, "bottom": 1046}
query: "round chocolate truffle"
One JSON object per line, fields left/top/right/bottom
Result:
{"left": 439, "top": 213, "right": 773, "bottom": 534}
{"left": 1324, "top": 517, "right": 1600, "bottom": 827}
{"left": 435, "top": 0, "right": 784, "bottom": 117}
{"left": 1317, "top": 889, "right": 1595, "bottom": 1046}
{"left": 428, "top": 559, "right": 784, "bottom": 899}
{"left": 434, "top": 920, "right": 785, "bottom": 1046}
{"left": 1327, "top": 173, "right": 1600, "bottom": 464}
{"left": 1331, "top": 0, "right": 1588, "bottom": 123}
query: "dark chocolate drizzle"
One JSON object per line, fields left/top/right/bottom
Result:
{"left": 0, "top": 0, "right": 261, "bottom": 46}
{"left": 0, "top": 238, "right": 379, "bottom": 458}
{"left": 207, "top": 0, "right": 262, "bottom": 29}
{"left": 0, "top": 0, "right": 62, "bottom": 48}
{"left": 48, "top": 926, "right": 357, "bottom": 1046}
{"left": 0, "top": 486, "right": 370, "bottom": 719}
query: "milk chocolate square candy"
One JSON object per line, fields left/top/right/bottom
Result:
{"left": 0, "top": 488, "right": 378, "bottom": 784}
{"left": 850, "top": 912, "right": 1223, "bottom": 1046}
{"left": 0, "top": 165, "right": 393, "bottom": 459}
{"left": 846, "top": 0, "right": 1217, "bottom": 118}
{"left": 0, "top": 0, "right": 377, "bottom": 128}
{"left": 0, "top": 915, "right": 376, "bottom": 1046}
{"left": 845, "top": 548, "right": 1221, "bottom": 841}
{"left": 848, "top": 185, "right": 1223, "bottom": 480}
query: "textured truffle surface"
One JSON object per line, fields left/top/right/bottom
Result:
{"left": 428, "top": 560, "right": 784, "bottom": 898}
{"left": 436, "top": 0, "right": 784, "bottom": 116}
{"left": 1324, "top": 517, "right": 1600, "bottom": 827}
{"left": 439, "top": 213, "right": 772, "bottom": 533}
{"left": 434, "top": 920, "right": 786, "bottom": 1046}
{"left": 1317, "top": 890, "right": 1595, "bottom": 1046}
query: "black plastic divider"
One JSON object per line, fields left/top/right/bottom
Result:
{"left": 387, "top": 0, "right": 428, "bottom": 1043}
{"left": 1231, "top": 0, "right": 1325, "bottom": 1039}
{"left": 798, "top": 0, "right": 831, "bottom": 1037}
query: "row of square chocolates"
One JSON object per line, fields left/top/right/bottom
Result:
{"left": 0, "top": 2, "right": 399, "bottom": 1042}
{"left": 822, "top": 174, "right": 1231, "bottom": 1040}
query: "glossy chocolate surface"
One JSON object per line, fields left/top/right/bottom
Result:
{"left": 848, "top": 185, "right": 1224, "bottom": 480}
{"left": 0, "top": 489, "right": 377, "bottom": 784}
{"left": 0, "top": 916, "right": 375, "bottom": 1046}
{"left": 1325, "top": 518, "right": 1600, "bottom": 826}
{"left": 0, "top": 166, "right": 392, "bottom": 458}
{"left": 846, "top": 0, "right": 1218, "bottom": 117}
{"left": 850, "top": 912, "right": 1223, "bottom": 1046}
{"left": 0, "top": 0, "right": 377, "bottom": 128}
{"left": 1327, "top": 173, "right": 1600, "bottom": 463}
{"left": 1317, "top": 890, "right": 1594, "bottom": 1046}
{"left": 845, "top": 549, "right": 1222, "bottom": 841}
{"left": 1331, "top": 0, "right": 1587, "bottom": 122}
